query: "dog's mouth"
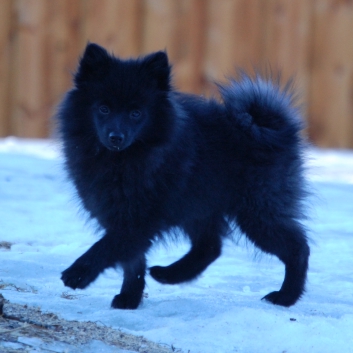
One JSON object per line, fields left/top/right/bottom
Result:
{"left": 106, "top": 142, "right": 131, "bottom": 152}
{"left": 107, "top": 144, "right": 122, "bottom": 152}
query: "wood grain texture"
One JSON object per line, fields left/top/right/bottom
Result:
{"left": 0, "top": 0, "right": 352, "bottom": 147}
{"left": 308, "top": 0, "right": 353, "bottom": 147}
{"left": 0, "top": 0, "right": 13, "bottom": 135}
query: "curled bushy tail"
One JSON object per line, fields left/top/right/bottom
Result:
{"left": 218, "top": 74, "right": 304, "bottom": 148}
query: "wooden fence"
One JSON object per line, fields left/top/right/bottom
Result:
{"left": 1, "top": 0, "right": 353, "bottom": 148}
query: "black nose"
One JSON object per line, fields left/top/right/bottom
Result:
{"left": 109, "top": 132, "right": 124, "bottom": 146}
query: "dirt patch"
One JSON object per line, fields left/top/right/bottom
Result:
{"left": 0, "top": 294, "right": 179, "bottom": 352}
{"left": 0, "top": 241, "right": 12, "bottom": 250}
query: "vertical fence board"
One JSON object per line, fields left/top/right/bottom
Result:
{"left": 172, "top": 0, "right": 206, "bottom": 93}
{"left": 204, "top": 0, "right": 264, "bottom": 94}
{"left": 12, "top": 0, "right": 51, "bottom": 137}
{"left": 0, "top": 0, "right": 13, "bottom": 136}
{"left": 261, "top": 0, "right": 312, "bottom": 104}
{"left": 80, "top": 0, "right": 142, "bottom": 57}
{"left": 141, "top": 0, "right": 179, "bottom": 56}
{"left": 142, "top": 0, "right": 207, "bottom": 92}
{"left": 46, "top": 0, "right": 81, "bottom": 134}
{"left": 308, "top": 0, "right": 353, "bottom": 148}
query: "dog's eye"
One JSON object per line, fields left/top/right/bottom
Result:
{"left": 99, "top": 105, "right": 110, "bottom": 114}
{"left": 130, "top": 110, "right": 141, "bottom": 120}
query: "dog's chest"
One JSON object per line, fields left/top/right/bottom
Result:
{"left": 95, "top": 158, "right": 157, "bottom": 208}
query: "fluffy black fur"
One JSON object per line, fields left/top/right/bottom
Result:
{"left": 57, "top": 43, "right": 310, "bottom": 310}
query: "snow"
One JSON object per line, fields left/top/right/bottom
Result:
{"left": 1, "top": 136, "right": 353, "bottom": 353}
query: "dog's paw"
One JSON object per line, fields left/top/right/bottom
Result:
{"left": 111, "top": 293, "right": 141, "bottom": 310}
{"left": 61, "top": 263, "right": 97, "bottom": 290}
{"left": 149, "top": 265, "right": 176, "bottom": 284}
{"left": 262, "top": 291, "right": 298, "bottom": 307}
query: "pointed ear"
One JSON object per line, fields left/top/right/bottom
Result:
{"left": 74, "top": 43, "right": 110, "bottom": 86}
{"left": 141, "top": 51, "right": 171, "bottom": 91}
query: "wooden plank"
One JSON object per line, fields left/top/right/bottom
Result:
{"left": 260, "top": 0, "right": 313, "bottom": 143}
{"left": 0, "top": 0, "right": 13, "bottom": 136}
{"left": 261, "top": 0, "right": 312, "bottom": 103}
{"left": 141, "top": 0, "right": 179, "bottom": 56}
{"left": 181, "top": 0, "right": 207, "bottom": 94}
{"left": 142, "top": 0, "right": 207, "bottom": 93}
{"left": 308, "top": 0, "right": 353, "bottom": 148}
{"left": 45, "top": 0, "right": 81, "bottom": 136}
{"left": 180, "top": 0, "right": 207, "bottom": 94}
{"left": 204, "top": 0, "right": 264, "bottom": 94}
{"left": 12, "top": 0, "right": 51, "bottom": 138}
{"left": 80, "top": 0, "right": 142, "bottom": 57}
{"left": 262, "top": 0, "right": 311, "bottom": 76}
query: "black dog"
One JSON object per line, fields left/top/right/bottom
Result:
{"left": 58, "top": 43, "right": 310, "bottom": 309}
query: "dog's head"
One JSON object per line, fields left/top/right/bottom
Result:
{"left": 74, "top": 43, "right": 173, "bottom": 152}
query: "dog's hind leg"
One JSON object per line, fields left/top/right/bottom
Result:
{"left": 237, "top": 215, "right": 309, "bottom": 307}
{"left": 149, "top": 216, "right": 226, "bottom": 284}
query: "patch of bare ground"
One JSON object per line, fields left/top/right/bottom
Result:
{"left": 0, "top": 294, "right": 179, "bottom": 353}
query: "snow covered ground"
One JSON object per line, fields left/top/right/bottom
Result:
{"left": 1, "top": 137, "right": 353, "bottom": 353}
